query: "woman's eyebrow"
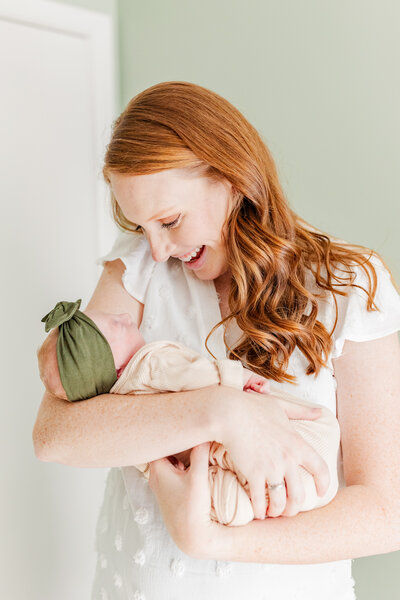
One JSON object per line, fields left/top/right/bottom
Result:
{"left": 150, "top": 208, "right": 177, "bottom": 220}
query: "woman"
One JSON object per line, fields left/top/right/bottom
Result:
{"left": 33, "top": 81, "right": 400, "bottom": 600}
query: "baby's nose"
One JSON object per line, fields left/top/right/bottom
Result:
{"left": 118, "top": 313, "right": 133, "bottom": 326}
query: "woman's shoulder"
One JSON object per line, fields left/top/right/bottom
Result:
{"left": 304, "top": 234, "right": 400, "bottom": 360}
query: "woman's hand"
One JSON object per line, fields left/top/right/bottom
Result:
{"left": 212, "top": 385, "right": 331, "bottom": 520}
{"left": 148, "top": 443, "right": 227, "bottom": 559}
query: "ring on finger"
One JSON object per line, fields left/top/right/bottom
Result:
{"left": 267, "top": 481, "right": 286, "bottom": 492}
{"left": 266, "top": 481, "right": 287, "bottom": 516}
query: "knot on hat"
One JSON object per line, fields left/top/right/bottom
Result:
{"left": 41, "top": 299, "right": 82, "bottom": 332}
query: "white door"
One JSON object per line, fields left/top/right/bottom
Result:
{"left": 0, "top": 2, "right": 117, "bottom": 598}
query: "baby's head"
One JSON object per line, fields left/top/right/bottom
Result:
{"left": 37, "top": 300, "right": 145, "bottom": 401}
{"left": 84, "top": 308, "right": 145, "bottom": 376}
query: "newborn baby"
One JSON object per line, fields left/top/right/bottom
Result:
{"left": 38, "top": 300, "right": 340, "bottom": 526}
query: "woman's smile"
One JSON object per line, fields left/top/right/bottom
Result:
{"left": 176, "top": 245, "right": 204, "bottom": 262}
{"left": 177, "top": 244, "right": 207, "bottom": 269}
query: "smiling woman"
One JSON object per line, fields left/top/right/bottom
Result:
{"left": 33, "top": 81, "right": 400, "bottom": 600}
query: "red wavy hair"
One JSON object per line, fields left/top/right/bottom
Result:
{"left": 103, "top": 81, "right": 398, "bottom": 383}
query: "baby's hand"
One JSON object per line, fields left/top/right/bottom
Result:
{"left": 242, "top": 367, "right": 271, "bottom": 395}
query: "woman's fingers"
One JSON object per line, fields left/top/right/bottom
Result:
{"left": 248, "top": 478, "right": 268, "bottom": 520}
{"left": 252, "top": 466, "right": 309, "bottom": 519}
{"left": 281, "top": 465, "right": 304, "bottom": 516}
{"left": 279, "top": 398, "right": 322, "bottom": 420}
{"left": 300, "top": 448, "right": 330, "bottom": 497}
{"left": 266, "top": 478, "right": 287, "bottom": 518}
{"left": 188, "top": 442, "right": 210, "bottom": 478}
{"left": 271, "top": 392, "right": 324, "bottom": 421}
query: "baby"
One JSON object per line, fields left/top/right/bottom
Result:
{"left": 38, "top": 300, "right": 340, "bottom": 526}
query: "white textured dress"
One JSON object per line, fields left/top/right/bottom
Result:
{"left": 91, "top": 232, "right": 400, "bottom": 600}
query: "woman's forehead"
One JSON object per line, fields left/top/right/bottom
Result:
{"left": 109, "top": 168, "right": 199, "bottom": 193}
{"left": 109, "top": 169, "right": 207, "bottom": 222}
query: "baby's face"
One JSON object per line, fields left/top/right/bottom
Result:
{"left": 84, "top": 309, "right": 145, "bottom": 371}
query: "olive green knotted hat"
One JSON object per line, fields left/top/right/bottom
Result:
{"left": 41, "top": 299, "right": 117, "bottom": 402}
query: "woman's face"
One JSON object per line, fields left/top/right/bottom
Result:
{"left": 108, "top": 168, "right": 234, "bottom": 281}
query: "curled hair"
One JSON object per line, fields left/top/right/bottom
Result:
{"left": 103, "top": 81, "right": 398, "bottom": 383}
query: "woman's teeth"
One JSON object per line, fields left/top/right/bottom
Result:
{"left": 179, "top": 246, "right": 203, "bottom": 262}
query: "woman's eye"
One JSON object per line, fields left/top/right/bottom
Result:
{"left": 161, "top": 214, "right": 181, "bottom": 229}
{"left": 134, "top": 214, "right": 182, "bottom": 232}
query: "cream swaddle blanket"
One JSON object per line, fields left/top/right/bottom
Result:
{"left": 111, "top": 340, "right": 340, "bottom": 526}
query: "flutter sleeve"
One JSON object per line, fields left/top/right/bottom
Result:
{"left": 330, "top": 254, "right": 400, "bottom": 360}
{"left": 98, "top": 231, "right": 156, "bottom": 304}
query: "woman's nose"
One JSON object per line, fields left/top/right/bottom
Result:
{"left": 148, "top": 236, "right": 174, "bottom": 262}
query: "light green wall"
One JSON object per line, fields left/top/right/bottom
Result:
{"left": 48, "top": 1, "right": 400, "bottom": 598}
{"left": 118, "top": 0, "right": 399, "bottom": 282}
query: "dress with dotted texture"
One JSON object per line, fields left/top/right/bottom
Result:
{"left": 91, "top": 232, "right": 400, "bottom": 600}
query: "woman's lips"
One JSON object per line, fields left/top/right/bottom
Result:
{"left": 176, "top": 246, "right": 203, "bottom": 261}
{"left": 182, "top": 245, "right": 207, "bottom": 270}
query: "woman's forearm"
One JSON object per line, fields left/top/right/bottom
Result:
{"left": 209, "top": 484, "right": 400, "bottom": 563}
{"left": 33, "top": 385, "right": 221, "bottom": 468}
